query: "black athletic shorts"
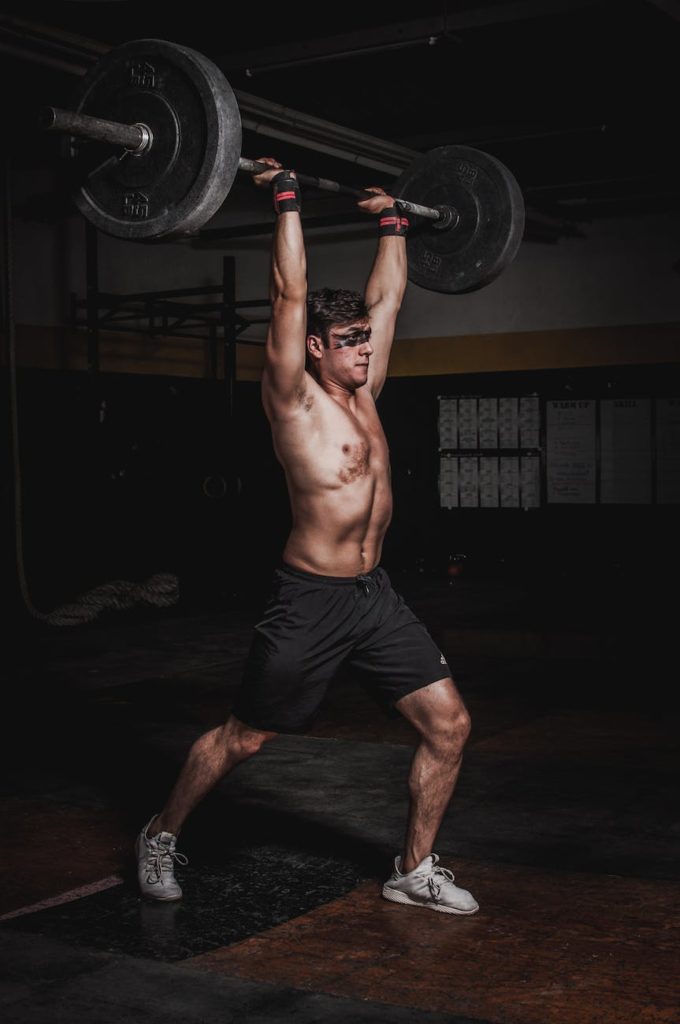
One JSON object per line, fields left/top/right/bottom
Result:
{"left": 232, "top": 562, "right": 453, "bottom": 733}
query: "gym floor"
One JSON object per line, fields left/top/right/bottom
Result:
{"left": 2, "top": 570, "right": 678, "bottom": 1024}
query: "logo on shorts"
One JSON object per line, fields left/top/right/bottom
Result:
{"left": 440, "top": 653, "right": 447, "bottom": 665}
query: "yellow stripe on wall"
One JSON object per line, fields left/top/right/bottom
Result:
{"left": 388, "top": 323, "right": 680, "bottom": 376}
{"left": 3, "top": 322, "right": 679, "bottom": 380}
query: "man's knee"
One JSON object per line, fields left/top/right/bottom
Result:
{"left": 430, "top": 701, "right": 471, "bottom": 753}
{"left": 225, "top": 715, "right": 277, "bottom": 759}
{"left": 454, "top": 703, "right": 472, "bottom": 745}
{"left": 422, "top": 683, "right": 471, "bottom": 754}
{"left": 397, "top": 677, "right": 471, "bottom": 751}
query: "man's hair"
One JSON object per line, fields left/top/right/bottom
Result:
{"left": 306, "top": 289, "right": 369, "bottom": 370}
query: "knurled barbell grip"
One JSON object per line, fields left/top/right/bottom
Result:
{"left": 40, "top": 106, "right": 152, "bottom": 153}
{"left": 238, "top": 158, "right": 458, "bottom": 227}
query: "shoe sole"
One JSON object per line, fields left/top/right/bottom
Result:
{"left": 135, "top": 836, "right": 183, "bottom": 902}
{"left": 382, "top": 885, "right": 479, "bottom": 915}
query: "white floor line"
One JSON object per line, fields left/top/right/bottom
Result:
{"left": 0, "top": 874, "right": 125, "bottom": 920}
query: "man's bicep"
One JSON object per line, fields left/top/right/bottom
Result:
{"left": 264, "top": 298, "right": 308, "bottom": 399}
{"left": 366, "top": 301, "right": 399, "bottom": 397}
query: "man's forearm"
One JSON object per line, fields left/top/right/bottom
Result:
{"left": 271, "top": 212, "right": 307, "bottom": 302}
{"left": 365, "top": 234, "right": 407, "bottom": 309}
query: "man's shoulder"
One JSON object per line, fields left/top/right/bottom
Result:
{"left": 355, "top": 381, "right": 382, "bottom": 413}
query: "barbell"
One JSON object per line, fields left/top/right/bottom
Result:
{"left": 41, "top": 38, "right": 525, "bottom": 294}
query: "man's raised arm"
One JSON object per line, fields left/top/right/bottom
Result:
{"left": 252, "top": 159, "right": 308, "bottom": 411}
{"left": 360, "top": 189, "right": 408, "bottom": 400}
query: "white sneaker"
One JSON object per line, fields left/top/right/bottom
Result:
{"left": 382, "top": 853, "right": 479, "bottom": 915}
{"left": 135, "top": 816, "right": 188, "bottom": 901}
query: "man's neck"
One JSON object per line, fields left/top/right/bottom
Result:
{"left": 323, "top": 379, "right": 358, "bottom": 412}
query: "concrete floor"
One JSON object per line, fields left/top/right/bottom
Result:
{"left": 2, "top": 569, "right": 678, "bottom": 1023}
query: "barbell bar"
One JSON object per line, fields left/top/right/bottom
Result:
{"left": 40, "top": 38, "right": 525, "bottom": 293}
{"left": 42, "top": 106, "right": 458, "bottom": 229}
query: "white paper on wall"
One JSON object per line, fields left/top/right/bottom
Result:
{"left": 438, "top": 397, "right": 457, "bottom": 449}
{"left": 458, "top": 398, "right": 478, "bottom": 449}
{"left": 500, "top": 456, "right": 520, "bottom": 507}
{"left": 460, "top": 456, "right": 479, "bottom": 507}
{"left": 520, "top": 454, "right": 541, "bottom": 508}
{"left": 499, "top": 397, "right": 519, "bottom": 448}
{"left": 480, "top": 456, "right": 499, "bottom": 507}
{"left": 479, "top": 398, "right": 499, "bottom": 449}
{"left": 520, "top": 396, "right": 540, "bottom": 448}
{"left": 439, "top": 455, "right": 459, "bottom": 508}
{"left": 546, "top": 400, "right": 596, "bottom": 504}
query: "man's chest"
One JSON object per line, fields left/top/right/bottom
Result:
{"left": 272, "top": 397, "right": 389, "bottom": 487}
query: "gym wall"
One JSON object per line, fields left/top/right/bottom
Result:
{"left": 3, "top": 161, "right": 680, "bottom": 618}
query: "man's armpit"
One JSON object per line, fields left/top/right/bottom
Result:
{"left": 295, "top": 384, "right": 314, "bottom": 412}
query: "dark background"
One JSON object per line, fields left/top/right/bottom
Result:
{"left": 1, "top": 1, "right": 679, "bottom": 635}
{"left": 3, "top": 1, "right": 680, "bottom": 220}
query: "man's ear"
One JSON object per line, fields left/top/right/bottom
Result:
{"left": 306, "top": 334, "right": 324, "bottom": 361}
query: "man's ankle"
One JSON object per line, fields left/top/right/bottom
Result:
{"left": 401, "top": 852, "right": 429, "bottom": 874}
{"left": 147, "top": 814, "right": 171, "bottom": 839}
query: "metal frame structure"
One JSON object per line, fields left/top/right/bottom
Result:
{"left": 71, "top": 225, "right": 269, "bottom": 423}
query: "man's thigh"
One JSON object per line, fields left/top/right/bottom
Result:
{"left": 347, "top": 569, "right": 454, "bottom": 713}
{"left": 233, "top": 569, "right": 357, "bottom": 732}
{"left": 394, "top": 676, "right": 469, "bottom": 734}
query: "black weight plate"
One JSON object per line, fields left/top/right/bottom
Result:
{"left": 393, "top": 146, "right": 525, "bottom": 293}
{"left": 68, "top": 39, "right": 241, "bottom": 240}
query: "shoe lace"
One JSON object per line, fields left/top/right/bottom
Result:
{"left": 145, "top": 843, "right": 188, "bottom": 886}
{"left": 427, "top": 864, "right": 455, "bottom": 903}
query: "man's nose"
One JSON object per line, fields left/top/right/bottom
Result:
{"left": 361, "top": 339, "right": 374, "bottom": 355}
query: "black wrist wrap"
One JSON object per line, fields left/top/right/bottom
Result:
{"left": 272, "top": 172, "right": 301, "bottom": 214}
{"left": 378, "top": 205, "right": 409, "bottom": 237}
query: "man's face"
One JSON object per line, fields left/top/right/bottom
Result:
{"left": 311, "top": 319, "right": 373, "bottom": 389}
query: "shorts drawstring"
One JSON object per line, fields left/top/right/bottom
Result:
{"left": 277, "top": 562, "right": 381, "bottom": 598}
{"left": 356, "top": 574, "right": 373, "bottom": 597}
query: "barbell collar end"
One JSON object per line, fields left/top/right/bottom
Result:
{"left": 38, "top": 106, "right": 57, "bottom": 131}
{"left": 130, "top": 123, "right": 153, "bottom": 155}
{"left": 431, "top": 205, "right": 460, "bottom": 232}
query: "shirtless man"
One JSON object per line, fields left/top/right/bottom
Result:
{"left": 136, "top": 159, "right": 478, "bottom": 916}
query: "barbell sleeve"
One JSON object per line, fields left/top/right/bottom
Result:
{"left": 40, "top": 106, "right": 152, "bottom": 154}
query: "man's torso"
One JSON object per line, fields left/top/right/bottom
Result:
{"left": 262, "top": 370, "right": 392, "bottom": 576}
